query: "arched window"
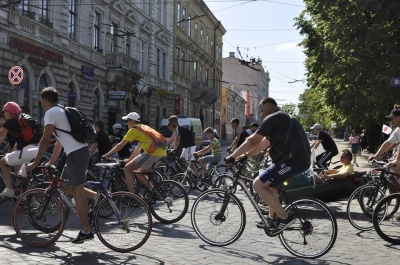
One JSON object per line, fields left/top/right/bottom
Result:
{"left": 93, "top": 90, "right": 100, "bottom": 121}
{"left": 68, "top": 82, "right": 76, "bottom": 107}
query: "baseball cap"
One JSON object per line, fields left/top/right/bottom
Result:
{"left": 3, "top": 101, "right": 21, "bottom": 116}
{"left": 385, "top": 109, "right": 400, "bottom": 118}
{"left": 310, "top": 124, "right": 322, "bottom": 130}
{"left": 122, "top": 112, "right": 140, "bottom": 122}
{"left": 112, "top": 123, "right": 123, "bottom": 129}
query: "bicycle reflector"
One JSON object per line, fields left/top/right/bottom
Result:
{"left": 352, "top": 176, "right": 361, "bottom": 185}
{"left": 283, "top": 179, "right": 291, "bottom": 186}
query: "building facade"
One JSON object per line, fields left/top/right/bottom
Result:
{"left": 221, "top": 84, "right": 246, "bottom": 140}
{"left": 173, "top": 0, "right": 226, "bottom": 133}
{"left": 0, "top": 1, "right": 174, "bottom": 133}
{"left": 222, "top": 52, "right": 270, "bottom": 125}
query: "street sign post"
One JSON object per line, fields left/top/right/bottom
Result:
{"left": 8, "top": 66, "right": 24, "bottom": 85}
{"left": 390, "top": 77, "right": 400, "bottom": 87}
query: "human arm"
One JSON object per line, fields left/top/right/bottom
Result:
{"left": 227, "top": 127, "right": 241, "bottom": 152}
{"left": 26, "top": 123, "right": 55, "bottom": 172}
{"left": 369, "top": 140, "right": 396, "bottom": 161}
{"left": 125, "top": 143, "right": 142, "bottom": 163}
{"left": 90, "top": 142, "right": 98, "bottom": 154}
{"left": 230, "top": 133, "right": 268, "bottom": 159}
{"left": 48, "top": 140, "right": 63, "bottom": 166}
{"left": 243, "top": 137, "right": 270, "bottom": 158}
{"left": 167, "top": 131, "right": 177, "bottom": 145}
{"left": 174, "top": 134, "right": 181, "bottom": 150}
{"left": 0, "top": 127, "right": 8, "bottom": 147}
{"left": 310, "top": 139, "right": 321, "bottom": 150}
{"left": 102, "top": 139, "right": 130, "bottom": 159}
{"left": 195, "top": 145, "right": 212, "bottom": 156}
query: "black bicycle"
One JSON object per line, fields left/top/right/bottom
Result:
{"left": 191, "top": 157, "right": 338, "bottom": 259}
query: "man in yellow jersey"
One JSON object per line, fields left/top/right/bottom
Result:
{"left": 103, "top": 112, "right": 166, "bottom": 193}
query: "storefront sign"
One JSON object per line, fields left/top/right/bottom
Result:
{"left": 108, "top": 100, "right": 118, "bottom": 108}
{"left": 68, "top": 92, "right": 77, "bottom": 101}
{"left": 82, "top": 65, "right": 95, "bottom": 80}
{"left": 9, "top": 36, "right": 64, "bottom": 64}
{"left": 108, "top": 91, "right": 126, "bottom": 100}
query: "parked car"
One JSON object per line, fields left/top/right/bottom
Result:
{"left": 306, "top": 132, "right": 318, "bottom": 141}
{"left": 283, "top": 170, "right": 368, "bottom": 203}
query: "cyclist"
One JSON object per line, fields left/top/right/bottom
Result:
{"left": 315, "top": 149, "right": 354, "bottom": 184}
{"left": 26, "top": 87, "right": 97, "bottom": 244}
{"left": 111, "top": 123, "right": 131, "bottom": 159}
{"left": 0, "top": 102, "right": 40, "bottom": 198}
{"left": 226, "top": 97, "right": 310, "bottom": 235}
{"left": 168, "top": 115, "right": 196, "bottom": 162}
{"left": 227, "top": 118, "right": 249, "bottom": 153}
{"left": 310, "top": 124, "right": 338, "bottom": 169}
{"left": 102, "top": 112, "right": 166, "bottom": 194}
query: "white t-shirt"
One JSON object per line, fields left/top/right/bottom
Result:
{"left": 387, "top": 127, "right": 400, "bottom": 144}
{"left": 44, "top": 106, "right": 87, "bottom": 155}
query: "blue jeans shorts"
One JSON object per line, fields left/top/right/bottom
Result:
{"left": 258, "top": 161, "right": 309, "bottom": 187}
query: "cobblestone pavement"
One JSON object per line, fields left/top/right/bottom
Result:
{"left": 1, "top": 138, "right": 399, "bottom": 264}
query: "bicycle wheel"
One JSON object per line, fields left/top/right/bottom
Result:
{"left": 13, "top": 188, "right": 66, "bottom": 247}
{"left": 148, "top": 180, "right": 189, "bottom": 224}
{"left": 171, "top": 173, "right": 193, "bottom": 194}
{"left": 191, "top": 189, "right": 246, "bottom": 246}
{"left": 94, "top": 191, "right": 152, "bottom": 252}
{"left": 373, "top": 193, "right": 400, "bottom": 244}
{"left": 347, "top": 185, "right": 387, "bottom": 231}
{"left": 213, "top": 173, "right": 236, "bottom": 192}
{"left": 279, "top": 197, "right": 337, "bottom": 259}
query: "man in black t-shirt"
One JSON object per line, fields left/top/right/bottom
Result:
{"left": 169, "top": 115, "right": 196, "bottom": 161}
{"left": 227, "top": 118, "right": 249, "bottom": 153}
{"left": 226, "top": 97, "right": 310, "bottom": 235}
{"left": 112, "top": 123, "right": 131, "bottom": 159}
{"left": 310, "top": 124, "right": 339, "bottom": 169}
{"left": 90, "top": 120, "right": 112, "bottom": 159}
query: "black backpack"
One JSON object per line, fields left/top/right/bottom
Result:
{"left": 54, "top": 106, "right": 96, "bottom": 144}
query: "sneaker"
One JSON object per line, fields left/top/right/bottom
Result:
{"left": 270, "top": 215, "right": 296, "bottom": 236}
{"left": 255, "top": 218, "right": 273, "bottom": 229}
{"left": 71, "top": 231, "right": 94, "bottom": 244}
{"left": 0, "top": 188, "right": 15, "bottom": 198}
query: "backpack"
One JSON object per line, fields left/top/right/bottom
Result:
{"left": 54, "top": 106, "right": 96, "bottom": 144}
{"left": 133, "top": 125, "right": 167, "bottom": 154}
{"left": 16, "top": 113, "right": 43, "bottom": 147}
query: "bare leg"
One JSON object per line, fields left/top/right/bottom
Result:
{"left": 253, "top": 178, "right": 288, "bottom": 219}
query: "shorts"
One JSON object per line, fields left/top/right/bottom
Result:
{"left": 258, "top": 161, "right": 309, "bottom": 187}
{"left": 133, "top": 152, "right": 164, "bottom": 169}
{"left": 4, "top": 144, "right": 39, "bottom": 167}
{"left": 351, "top": 144, "right": 359, "bottom": 154}
{"left": 199, "top": 155, "right": 221, "bottom": 170}
{"left": 61, "top": 146, "right": 90, "bottom": 187}
{"left": 180, "top": 146, "right": 196, "bottom": 161}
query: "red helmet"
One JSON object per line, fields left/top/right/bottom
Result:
{"left": 3, "top": 101, "right": 21, "bottom": 116}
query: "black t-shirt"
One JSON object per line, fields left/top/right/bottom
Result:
{"left": 113, "top": 132, "right": 131, "bottom": 159}
{"left": 257, "top": 111, "right": 310, "bottom": 166}
{"left": 317, "top": 131, "right": 338, "bottom": 156}
{"left": 94, "top": 130, "right": 112, "bottom": 157}
{"left": 3, "top": 118, "right": 24, "bottom": 149}
{"left": 177, "top": 125, "right": 195, "bottom": 148}
{"left": 235, "top": 127, "right": 249, "bottom": 148}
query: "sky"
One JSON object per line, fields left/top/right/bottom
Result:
{"left": 204, "top": 0, "right": 307, "bottom": 107}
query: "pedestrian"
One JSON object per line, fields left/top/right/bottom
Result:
{"left": 26, "top": 87, "right": 97, "bottom": 244}
{"left": 360, "top": 129, "right": 369, "bottom": 151}
{"left": 349, "top": 130, "right": 360, "bottom": 167}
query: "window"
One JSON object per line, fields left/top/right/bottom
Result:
{"left": 211, "top": 39, "right": 214, "bottom": 54}
{"left": 17, "top": 0, "right": 30, "bottom": 13}
{"left": 143, "top": 0, "right": 149, "bottom": 15}
{"left": 110, "top": 22, "right": 118, "bottom": 53}
{"left": 158, "top": 0, "right": 162, "bottom": 22}
{"left": 157, "top": 48, "right": 161, "bottom": 77}
{"left": 126, "top": 32, "right": 132, "bottom": 56}
{"left": 182, "top": 50, "right": 186, "bottom": 76}
{"left": 205, "top": 69, "right": 209, "bottom": 86}
{"left": 93, "top": 90, "right": 100, "bottom": 121}
{"left": 188, "top": 55, "right": 192, "bottom": 79}
{"left": 182, "top": 8, "right": 186, "bottom": 31}
{"left": 162, "top": 52, "right": 166, "bottom": 79}
{"left": 141, "top": 41, "right": 149, "bottom": 72}
{"left": 93, "top": 11, "right": 101, "bottom": 51}
{"left": 200, "top": 29, "right": 203, "bottom": 48}
{"left": 163, "top": 2, "right": 167, "bottom": 26}
{"left": 68, "top": 0, "right": 77, "bottom": 39}
{"left": 176, "top": 47, "right": 180, "bottom": 74}
{"left": 40, "top": 0, "right": 49, "bottom": 24}
{"left": 199, "top": 64, "right": 202, "bottom": 82}
{"left": 193, "top": 61, "right": 197, "bottom": 81}
{"left": 194, "top": 23, "right": 198, "bottom": 41}
{"left": 187, "top": 15, "right": 191, "bottom": 36}
{"left": 177, "top": 3, "right": 181, "bottom": 27}
{"left": 206, "top": 35, "right": 209, "bottom": 52}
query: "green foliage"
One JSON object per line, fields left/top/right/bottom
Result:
{"left": 296, "top": 0, "right": 400, "bottom": 145}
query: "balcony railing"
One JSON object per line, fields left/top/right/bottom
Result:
{"left": 106, "top": 52, "right": 139, "bottom": 74}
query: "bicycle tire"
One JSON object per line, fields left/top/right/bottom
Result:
{"left": 94, "top": 191, "right": 152, "bottom": 252}
{"left": 148, "top": 180, "right": 189, "bottom": 224}
{"left": 171, "top": 173, "right": 193, "bottom": 194}
{"left": 347, "top": 185, "right": 387, "bottom": 231}
{"left": 373, "top": 193, "right": 400, "bottom": 244}
{"left": 13, "top": 188, "right": 66, "bottom": 247}
{"left": 191, "top": 189, "right": 246, "bottom": 246}
{"left": 213, "top": 173, "right": 236, "bottom": 193}
{"left": 279, "top": 197, "right": 337, "bottom": 259}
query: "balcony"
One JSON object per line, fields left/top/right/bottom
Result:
{"left": 106, "top": 53, "right": 141, "bottom": 89}
{"left": 192, "top": 81, "right": 218, "bottom": 104}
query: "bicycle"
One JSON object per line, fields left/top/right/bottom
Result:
{"left": 346, "top": 163, "right": 400, "bottom": 231}
{"left": 372, "top": 190, "right": 400, "bottom": 244}
{"left": 96, "top": 160, "right": 189, "bottom": 224}
{"left": 191, "top": 157, "right": 338, "bottom": 259}
{"left": 13, "top": 165, "right": 152, "bottom": 253}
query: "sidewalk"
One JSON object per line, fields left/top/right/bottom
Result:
{"left": 332, "top": 137, "right": 371, "bottom": 173}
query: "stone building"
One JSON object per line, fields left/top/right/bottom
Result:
{"left": 0, "top": 1, "right": 174, "bottom": 133}
{"left": 222, "top": 52, "right": 270, "bottom": 125}
{"left": 172, "top": 0, "right": 226, "bottom": 132}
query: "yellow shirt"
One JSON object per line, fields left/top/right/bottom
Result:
{"left": 123, "top": 124, "right": 166, "bottom": 156}
{"left": 338, "top": 164, "right": 354, "bottom": 175}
